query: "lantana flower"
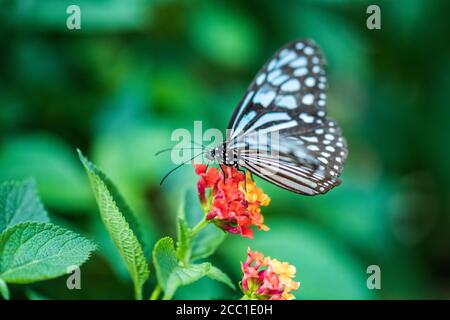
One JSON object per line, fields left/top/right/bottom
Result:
{"left": 241, "top": 248, "right": 300, "bottom": 300}
{"left": 194, "top": 163, "right": 270, "bottom": 239}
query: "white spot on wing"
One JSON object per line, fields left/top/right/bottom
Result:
{"left": 307, "top": 145, "right": 319, "bottom": 151}
{"left": 281, "top": 79, "right": 301, "bottom": 92}
{"left": 289, "top": 56, "right": 307, "bottom": 68}
{"left": 301, "top": 136, "right": 318, "bottom": 143}
{"left": 304, "top": 47, "right": 314, "bottom": 55}
{"left": 295, "top": 42, "right": 305, "bottom": 50}
{"left": 302, "top": 94, "right": 314, "bottom": 105}
{"left": 318, "top": 157, "right": 328, "bottom": 164}
{"left": 305, "top": 77, "right": 316, "bottom": 87}
{"left": 256, "top": 73, "right": 266, "bottom": 86}
{"left": 299, "top": 112, "right": 314, "bottom": 123}
{"left": 276, "top": 50, "right": 297, "bottom": 68}
{"left": 294, "top": 67, "right": 308, "bottom": 77}
{"left": 267, "top": 69, "right": 281, "bottom": 82}
{"left": 253, "top": 87, "right": 276, "bottom": 107}
{"left": 271, "top": 75, "right": 289, "bottom": 86}
{"left": 275, "top": 95, "right": 297, "bottom": 109}
{"left": 267, "top": 59, "right": 277, "bottom": 71}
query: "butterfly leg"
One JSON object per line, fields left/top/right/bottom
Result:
{"left": 237, "top": 167, "right": 247, "bottom": 191}
{"left": 220, "top": 165, "right": 226, "bottom": 184}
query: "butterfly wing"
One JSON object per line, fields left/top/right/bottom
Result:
{"left": 227, "top": 39, "right": 348, "bottom": 195}
{"left": 228, "top": 39, "right": 328, "bottom": 140}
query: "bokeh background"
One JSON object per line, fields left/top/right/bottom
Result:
{"left": 1, "top": 0, "right": 450, "bottom": 299}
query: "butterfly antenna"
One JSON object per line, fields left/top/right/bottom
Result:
{"left": 159, "top": 152, "right": 205, "bottom": 186}
{"left": 155, "top": 147, "right": 205, "bottom": 157}
{"left": 190, "top": 139, "right": 210, "bottom": 150}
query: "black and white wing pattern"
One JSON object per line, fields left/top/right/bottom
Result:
{"left": 227, "top": 39, "right": 348, "bottom": 195}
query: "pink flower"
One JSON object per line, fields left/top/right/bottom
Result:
{"left": 241, "top": 248, "right": 300, "bottom": 300}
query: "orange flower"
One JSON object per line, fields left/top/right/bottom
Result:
{"left": 194, "top": 164, "right": 270, "bottom": 239}
{"left": 241, "top": 248, "right": 300, "bottom": 300}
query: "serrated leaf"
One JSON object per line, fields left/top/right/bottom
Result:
{"left": 0, "top": 278, "right": 9, "bottom": 300}
{"left": 176, "top": 217, "right": 192, "bottom": 265}
{"left": 164, "top": 263, "right": 211, "bottom": 300}
{"left": 0, "top": 179, "right": 49, "bottom": 233}
{"left": 207, "top": 265, "right": 235, "bottom": 290}
{"left": 78, "top": 150, "right": 145, "bottom": 249}
{"left": 191, "top": 224, "right": 227, "bottom": 261}
{"left": 0, "top": 222, "right": 95, "bottom": 284}
{"left": 152, "top": 237, "right": 178, "bottom": 291}
{"left": 78, "top": 150, "right": 149, "bottom": 299}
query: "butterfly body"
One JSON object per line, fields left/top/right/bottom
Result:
{"left": 210, "top": 39, "right": 348, "bottom": 196}
{"left": 206, "top": 143, "right": 240, "bottom": 167}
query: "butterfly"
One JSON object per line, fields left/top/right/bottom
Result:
{"left": 202, "top": 39, "right": 348, "bottom": 196}
{"left": 158, "top": 39, "right": 348, "bottom": 195}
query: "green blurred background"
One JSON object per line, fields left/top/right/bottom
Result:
{"left": 1, "top": 0, "right": 450, "bottom": 299}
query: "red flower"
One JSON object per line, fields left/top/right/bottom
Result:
{"left": 194, "top": 164, "right": 270, "bottom": 239}
{"left": 241, "top": 248, "right": 300, "bottom": 300}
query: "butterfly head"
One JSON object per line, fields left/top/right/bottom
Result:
{"left": 204, "top": 148, "right": 217, "bottom": 161}
{"left": 205, "top": 146, "right": 224, "bottom": 162}
{"left": 205, "top": 144, "right": 239, "bottom": 167}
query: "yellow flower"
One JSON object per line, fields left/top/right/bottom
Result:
{"left": 270, "top": 258, "right": 300, "bottom": 299}
{"left": 241, "top": 172, "right": 271, "bottom": 206}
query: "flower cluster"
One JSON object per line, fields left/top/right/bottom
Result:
{"left": 194, "top": 164, "right": 270, "bottom": 239}
{"left": 241, "top": 248, "right": 300, "bottom": 300}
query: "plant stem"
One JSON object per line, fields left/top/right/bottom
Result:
{"left": 190, "top": 217, "right": 209, "bottom": 237}
{"left": 134, "top": 284, "right": 143, "bottom": 300}
{"left": 149, "top": 284, "right": 161, "bottom": 300}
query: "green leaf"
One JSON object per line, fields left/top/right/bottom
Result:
{"left": 152, "top": 237, "right": 178, "bottom": 291}
{"left": 153, "top": 237, "right": 212, "bottom": 299}
{"left": 176, "top": 217, "right": 192, "bottom": 265}
{"left": 0, "top": 179, "right": 49, "bottom": 233}
{"left": 191, "top": 224, "right": 227, "bottom": 261}
{"left": 78, "top": 150, "right": 149, "bottom": 299}
{"left": 0, "top": 222, "right": 95, "bottom": 284}
{"left": 207, "top": 265, "right": 235, "bottom": 290}
{"left": 164, "top": 263, "right": 211, "bottom": 300}
{"left": 0, "top": 278, "right": 9, "bottom": 300}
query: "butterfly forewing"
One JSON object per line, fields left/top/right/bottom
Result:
{"left": 225, "top": 39, "right": 348, "bottom": 195}
{"left": 228, "top": 39, "right": 328, "bottom": 140}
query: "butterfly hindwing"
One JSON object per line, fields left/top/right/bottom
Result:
{"left": 233, "top": 118, "right": 346, "bottom": 195}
